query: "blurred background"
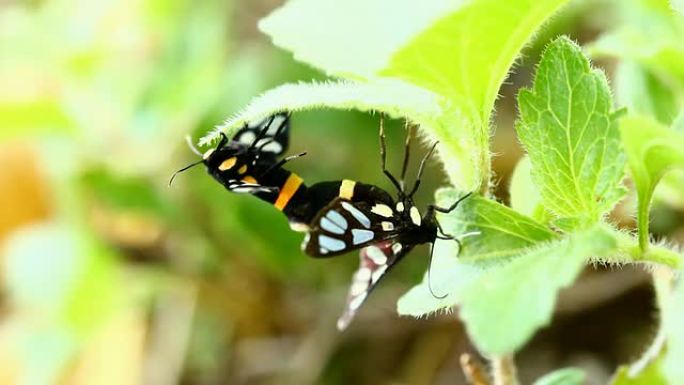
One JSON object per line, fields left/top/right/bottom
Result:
{"left": 1, "top": 0, "right": 683, "bottom": 384}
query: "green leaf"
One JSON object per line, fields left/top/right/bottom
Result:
{"left": 620, "top": 114, "right": 684, "bottom": 250}
{"left": 436, "top": 189, "right": 557, "bottom": 261}
{"left": 614, "top": 61, "right": 678, "bottom": 125}
{"left": 258, "top": 0, "right": 463, "bottom": 79}
{"left": 517, "top": 37, "right": 626, "bottom": 229}
{"left": 509, "top": 156, "right": 545, "bottom": 220}
{"left": 457, "top": 226, "right": 616, "bottom": 354}
{"left": 398, "top": 189, "right": 557, "bottom": 316}
{"left": 588, "top": 3, "right": 684, "bottom": 92}
{"left": 663, "top": 270, "right": 684, "bottom": 384}
{"left": 383, "top": 0, "right": 568, "bottom": 114}
{"left": 533, "top": 368, "right": 586, "bottom": 385}
{"left": 400, "top": 224, "right": 617, "bottom": 355}
{"left": 382, "top": 0, "right": 569, "bottom": 190}
{"left": 256, "top": 0, "right": 570, "bottom": 191}
{"left": 200, "top": 79, "right": 444, "bottom": 146}
{"left": 611, "top": 357, "right": 667, "bottom": 385}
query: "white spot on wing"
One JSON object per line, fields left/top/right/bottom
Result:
{"left": 410, "top": 206, "right": 422, "bottom": 226}
{"left": 350, "top": 281, "right": 368, "bottom": 296}
{"left": 392, "top": 243, "right": 403, "bottom": 255}
{"left": 341, "top": 202, "right": 371, "bottom": 228}
{"left": 396, "top": 202, "right": 404, "bottom": 212}
{"left": 266, "top": 115, "right": 287, "bottom": 135}
{"left": 366, "top": 246, "right": 387, "bottom": 265}
{"left": 237, "top": 131, "right": 256, "bottom": 145}
{"left": 321, "top": 217, "right": 345, "bottom": 234}
{"left": 325, "top": 210, "right": 348, "bottom": 230}
{"left": 352, "top": 229, "right": 374, "bottom": 245}
{"left": 381, "top": 221, "right": 394, "bottom": 231}
{"left": 319, "top": 235, "right": 345, "bottom": 252}
{"left": 260, "top": 141, "right": 282, "bottom": 154}
{"left": 371, "top": 265, "right": 388, "bottom": 284}
{"left": 349, "top": 292, "right": 368, "bottom": 310}
{"left": 371, "top": 204, "right": 393, "bottom": 218}
{"left": 290, "top": 222, "right": 310, "bottom": 233}
{"left": 355, "top": 267, "right": 371, "bottom": 281}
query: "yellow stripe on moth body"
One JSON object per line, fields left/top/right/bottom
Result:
{"left": 338, "top": 179, "right": 356, "bottom": 200}
{"left": 274, "top": 173, "right": 304, "bottom": 211}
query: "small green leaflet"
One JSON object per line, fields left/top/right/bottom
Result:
{"left": 517, "top": 37, "right": 626, "bottom": 230}
{"left": 620, "top": 114, "right": 684, "bottom": 250}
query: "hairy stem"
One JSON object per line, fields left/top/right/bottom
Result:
{"left": 636, "top": 188, "right": 654, "bottom": 252}
{"left": 491, "top": 354, "right": 519, "bottom": 385}
{"left": 610, "top": 228, "right": 681, "bottom": 269}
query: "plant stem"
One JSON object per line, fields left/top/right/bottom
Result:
{"left": 461, "top": 353, "right": 491, "bottom": 385}
{"left": 636, "top": 188, "right": 654, "bottom": 252}
{"left": 491, "top": 354, "right": 519, "bottom": 385}
{"left": 610, "top": 227, "right": 681, "bottom": 269}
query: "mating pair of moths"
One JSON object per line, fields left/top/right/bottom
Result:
{"left": 171, "top": 113, "right": 470, "bottom": 330}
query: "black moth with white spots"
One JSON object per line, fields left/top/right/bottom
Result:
{"left": 302, "top": 120, "right": 471, "bottom": 330}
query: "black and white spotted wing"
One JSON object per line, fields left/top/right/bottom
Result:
{"left": 303, "top": 198, "right": 405, "bottom": 257}
{"left": 233, "top": 113, "right": 290, "bottom": 156}
{"left": 336, "top": 240, "right": 414, "bottom": 330}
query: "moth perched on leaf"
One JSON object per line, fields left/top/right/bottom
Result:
{"left": 171, "top": 113, "right": 393, "bottom": 231}
{"left": 302, "top": 120, "right": 472, "bottom": 330}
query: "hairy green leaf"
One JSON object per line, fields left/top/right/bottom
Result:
{"left": 620, "top": 114, "right": 684, "bottom": 250}
{"left": 435, "top": 189, "right": 557, "bottom": 261}
{"left": 200, "top": 79, "right": 444, "bottom": 146}
{"left": 517, "top": 37, "right": 626, "bottom": 229}
{"left": 533, "top": 368, "right": 586, "bottom": 385}
{"left": 256, "top": 0, "right": 569, "bottom": 191}
{"left": 382, "top": 0, "right": 569, "bottom": 190}
{"left": 457, "top": 226, "right": 616, "bottom": 354}
{"left": 398, "top": 189, "right": 557, "bottom": 317}
{"left": 510, "top": 156, "right": 546, "bottom": 220}
{"left": 258, "top": 0, "right": 462, "bottom": 79}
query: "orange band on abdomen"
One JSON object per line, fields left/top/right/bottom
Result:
{"left": 274, "top": 173, "right": 303, "bottom": 211}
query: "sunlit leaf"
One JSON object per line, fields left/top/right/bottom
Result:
{"left": 401, "top": 225, "right": 616, "bottom": 354}
{"left": 200, "top": 79, "right": 444, "bottom": 145}
{"left": 436, "top": 190, "right": 557, "bottom": 261}
{"left": 620, "top": 114, "right": 684, "bottom": 249}
{"left": 517, "top": 37, "right": 626, "bottom": 230}
{"left": 509, "top": 156, "right": 545, "bottom": 220}
{"left": 398, "top": 189, "right": 557, "bottom": 317}
{"left": 258, "top": 0, "right": 463, "bottom": 79}
{"left": 614, "top": 61, "right": 678, "bottom": 125}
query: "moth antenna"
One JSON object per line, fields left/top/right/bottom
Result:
{"left": 168, "top": 160, "right": 203, "bottom": 186}
{"left": 185, "top": 135, "right": 202, "bottom": 157}
{"left": 427, "top": 243, "right": 447, "bottom": 299}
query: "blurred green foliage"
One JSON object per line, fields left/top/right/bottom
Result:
{"left": 1, "top": 0, "right": 684, "bottom": 384}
